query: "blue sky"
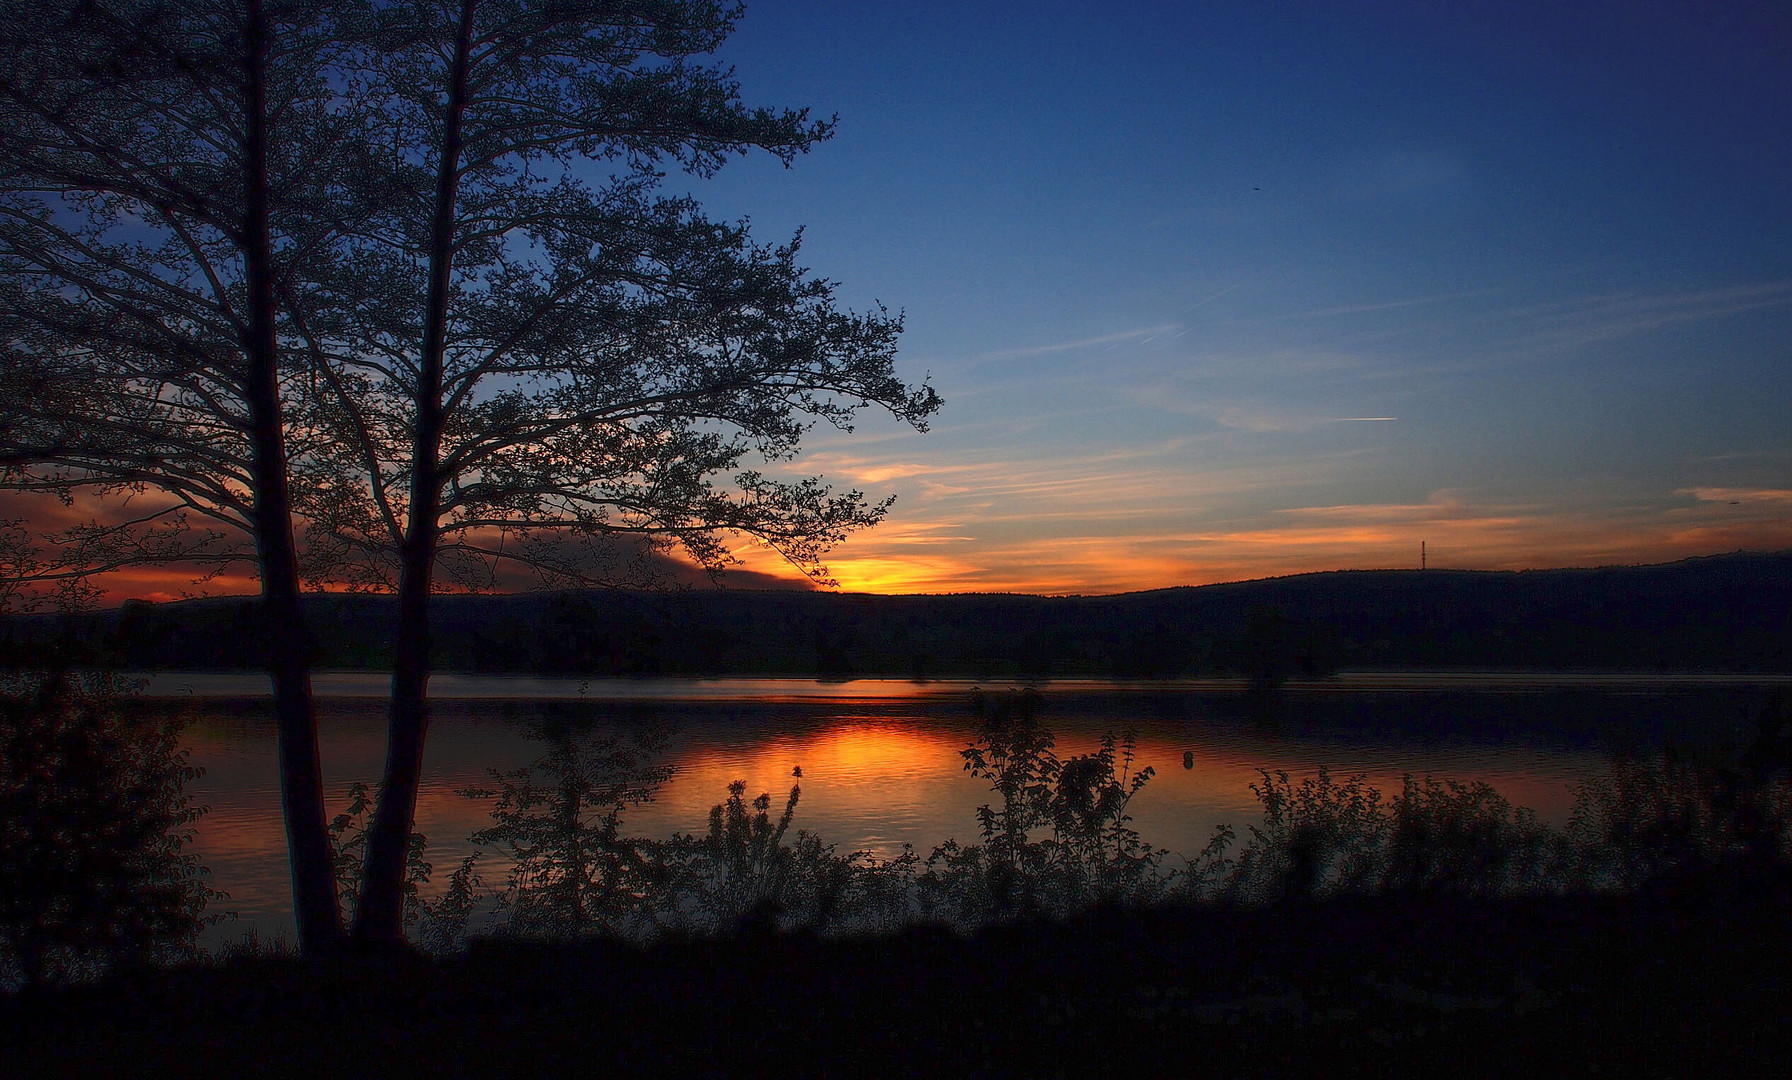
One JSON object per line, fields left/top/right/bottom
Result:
{"left": 650, "top": 1, "right": 1792, "bottom": 592}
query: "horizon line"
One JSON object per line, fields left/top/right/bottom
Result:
{"left": 24, "top": 546, "right": 1785, "bottom": 611}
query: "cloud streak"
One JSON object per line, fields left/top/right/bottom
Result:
{"left": 946, "top": 324, "right": 1184, "bottom": 370}
{"left": 806, "top": 485, "right": 1792, "bottom": 595}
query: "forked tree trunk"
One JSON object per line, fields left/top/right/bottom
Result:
{"left": 240, "top": 0, "right": 343, "bottom": 955}
{"left": 354, "top": 0, "right": 477, "bottom": 948}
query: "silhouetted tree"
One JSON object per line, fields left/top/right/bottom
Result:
{"left": 0, "top": 0, "right": 378, "bottom": 953}
{"left": 298, "top": 1, "right": 941, "bottom": 947}
{"left": 1223, "top": 605, "right": 1337, "bottom": 690}
{"left": 3, "top": 1, "right": 938, "bottom": 953}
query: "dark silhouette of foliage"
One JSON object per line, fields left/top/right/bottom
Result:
{"left": 920, "top": 688, "right": 1060, "bottom": 918}
{"left": 1566, "top": 692, "right": 1792, "bottom": 897}
{"left": 13, "top": 552, "right": 1790, "bottom": 678}
{"left": 196, "top": 688, "right": 1792, "bottom": 960}
{"left": 326, "top": 781, "right": 432, "bottom": 929}
{"left": 1220, "top": 767, "right": 1569, "bottom": 902}
{"left": 441, "top": 748, "right": 919, "bottom": 940}
{"left": 0, "top": 0, "right": 366, "bottom": 953}
{"left": 1225, "top": 767, "right": 1390, "bottom": 901}
{"left": 1047, "top": 731, "right": 1165, "bottom": 899}
{"left": 1, "top": 0, "right": 939, "bottom": 952}
{"left": 1109, "top": 624, "right": 1193, "bottom": 677}
{"left": 299, "top": 0, "right": 941, "bottom": 948}
{"left": 1220, "top": 605, "right": 1340, "bottom": 689}
{"left": 455, "top": 723, "right": 673, "bottom": 940}
{"left": 699, "top": 782, "right": 802, "bottom": 911}
{"left": 651, "top": 779, "right": 919, "bottom": 936}
{"left": 0, "top": 670, "right": 220, "bottom": 989}
{"left": 1382, "top": 775, "right": 1564, "bottom": 896}
{"left": 918, "top": 690, "right": 1172, "bottom": 920}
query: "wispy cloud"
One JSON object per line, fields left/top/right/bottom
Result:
{"left": 807, "top": 458, "right": 987, "bottom": 486}
{"left": 949, "top": 324, "right": 1183, "bottom": 369}
{"left": 1272, "top": 288, "right": 1497, "bottom": 322}
{"left": 1162, "top": 278, "right": 1792, "bottom": 387}
{"left": 803, "top": 484, "right": 1792, "bottom": 595}
{"left": 1470, "top": 280, "right": 1792, "bottom": 360}
{"left": 1681, "top": 486, "right": 1792, "bottom": 506}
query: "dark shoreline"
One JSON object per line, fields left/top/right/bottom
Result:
{"left": 6, "top": 888, "right": 1787, "bottom": 1076}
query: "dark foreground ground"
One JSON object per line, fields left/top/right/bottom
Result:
{"left": 4, "top": 888, "right": 1788, "bottom": 1078}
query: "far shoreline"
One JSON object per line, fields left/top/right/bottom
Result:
{"left": 121, "top": 668, "right": 1792, "bottom": 699}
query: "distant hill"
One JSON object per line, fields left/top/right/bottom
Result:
{"left": 5, "top": 551, "right": 1789, "bottom": 680}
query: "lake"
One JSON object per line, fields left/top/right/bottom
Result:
{"left": 159, "top": 672, "right": 1790, "bottom": 945}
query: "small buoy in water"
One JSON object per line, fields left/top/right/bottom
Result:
{"left": 1183, "top": 751, "right": 1194, "bottom": 770}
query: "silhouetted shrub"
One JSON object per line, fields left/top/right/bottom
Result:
{"left": 327, "top": 781, "right": 434, "bottom": 930}
{"left": 450, "top": 720, "right": 672, "bottom": 942}
{"left": 406, "top": 690, "right": 1792, "bottom": 952}
{"left": 1566, "top": 693, "right": 1792, "bottom": 896}
{"left": 0, "top": 670, "right": 219, "bottom": 989}
{"left": 1382, "top": 775, "right": 1567, "bottom": 895}
{"left": 672, "top": 780, "right": 804, "bottom": 924}
{"left": 1217, "top": 768, "right": 1579, "bottom": 903}
{"left": 1225, "top": 767, "right": 1389, "bottom": 901}
{"left": 654, "top": 780, "right": 920, "bottom": 935}
{"left": 917, "top": 689, "right": 1172, "bottom": 921}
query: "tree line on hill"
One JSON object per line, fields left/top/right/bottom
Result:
{"left": 8, "top": 552, "right": 1788, "bottom": 682}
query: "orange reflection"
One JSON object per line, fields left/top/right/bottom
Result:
{"left": 179, "top": 700, "right": 1612, "bottom": 944}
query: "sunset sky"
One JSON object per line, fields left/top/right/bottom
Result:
{"left": 691, "top": 0, "right": 1792, "bottom": 594}
{"left": 20, "top": 1, "right": 1792, "bottom": 601}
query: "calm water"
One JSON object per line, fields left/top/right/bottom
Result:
{"left": 164, "top": 675, "right": 1784, "bottom": 944}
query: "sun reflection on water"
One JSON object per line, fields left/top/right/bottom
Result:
{"left": 169, "top": 685, "right": 1652, "bottom": 945}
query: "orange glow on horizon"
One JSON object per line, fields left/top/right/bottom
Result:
{"left": 7, "top": 484, "right": 1791, "bottom": 604}
{"left": 27, "top": 524, "right": 1792, "bottom": 604}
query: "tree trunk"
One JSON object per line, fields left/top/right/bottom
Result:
{"left": 354, "top": 506, "right": 437, "bottom": 946}
{"left": 240, "top": 0, "right": 343, "bottom": 956}
{"left": 354, "top": 0, "right": 477, "bottom": 948}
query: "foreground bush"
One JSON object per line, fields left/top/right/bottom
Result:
{"left": 0, "top": 670, "right": 219, "bottom": 989}
{"left": 1218, "top": 768, "right": 1571, "bottom": 903}
{"left": 1566, "top": 692, "right": 1791, "bottom": 895}
{"left": 19, "top": 684, "right": 1774, "bottom": 968}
